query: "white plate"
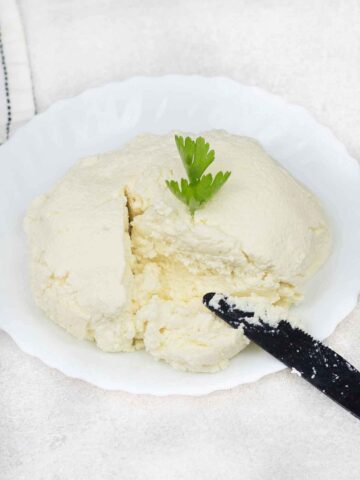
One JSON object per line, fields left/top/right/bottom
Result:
{"left": 1, "top": 76, "right": 360, "bottom": 395}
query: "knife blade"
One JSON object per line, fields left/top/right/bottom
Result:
{"left": 203, "top": 292, "right": 360, "bottom": 420}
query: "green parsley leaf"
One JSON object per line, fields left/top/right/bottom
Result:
{"left": 175, "top": 135, "right": 215, "bottom": 183}
{"left": 166, "top": 135, "right": 231, "bottom": 215}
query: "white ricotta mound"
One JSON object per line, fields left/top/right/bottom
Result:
{"left": 24, "top": 131, "right": 331, "bottom": 372}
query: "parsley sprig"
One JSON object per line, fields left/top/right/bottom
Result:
{"left": 166, "top": 135, "right": 231, "bottom": 215}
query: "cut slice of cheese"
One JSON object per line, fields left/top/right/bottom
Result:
{"left": 24, "top": 156, "right": 136, "bottom": 352}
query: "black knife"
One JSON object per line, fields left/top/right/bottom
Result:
{"left": 203, "top": 292, "right": 360, "bottom": 420}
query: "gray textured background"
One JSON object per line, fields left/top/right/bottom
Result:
{"left": 1, "top": 1, "right": 360, "bottom": 478}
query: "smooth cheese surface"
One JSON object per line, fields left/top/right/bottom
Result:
{"left": 24, "top": 155, "right": 135, "bottom": 352}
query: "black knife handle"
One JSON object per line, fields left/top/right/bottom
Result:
{"left": 203, "top": 292, "right": 360, "bottom": 420}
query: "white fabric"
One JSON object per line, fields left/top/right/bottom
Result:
{"left": 0, "top": 0, "right": 34, "bottom": 142}
{"left": 1, "top": 1, "right": 360, "bottom": 478}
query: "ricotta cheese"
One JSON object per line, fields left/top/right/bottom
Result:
{"left": 24, "top": 131, "right": 331, "bottom": 372}
{"left": 24, "top": 156, "right": 136, "bottom": 352}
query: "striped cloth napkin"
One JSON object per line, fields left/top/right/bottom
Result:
{"left": 0, "top": 0, "right": 34, "bottom": 143}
